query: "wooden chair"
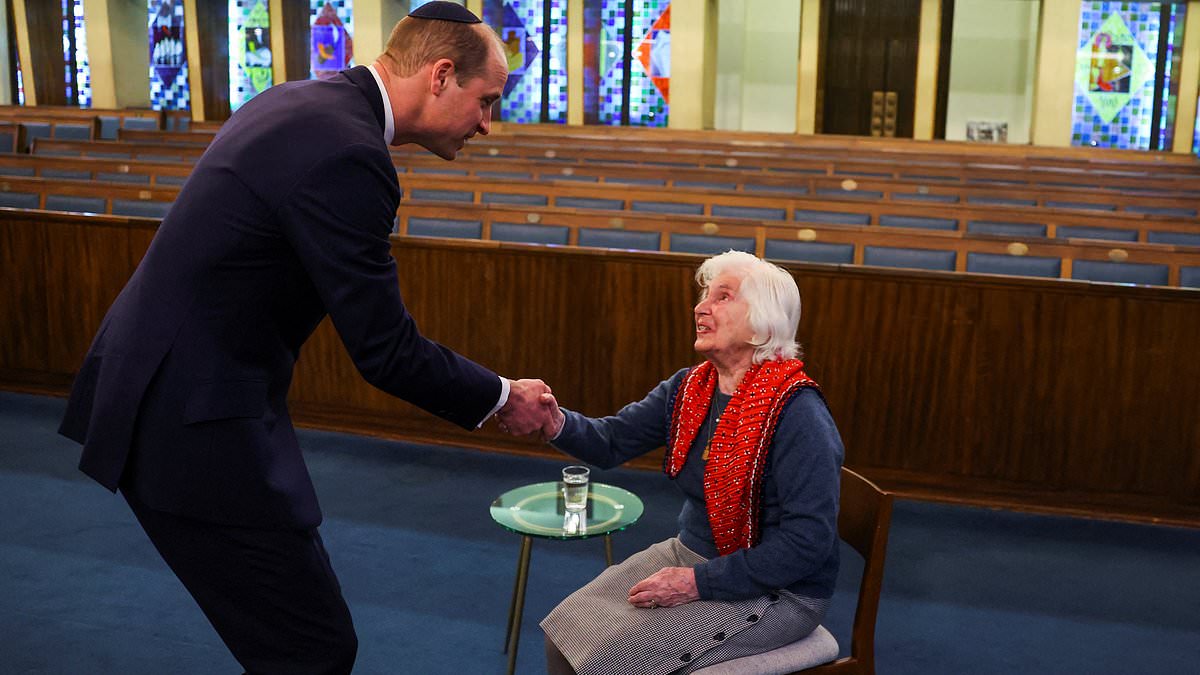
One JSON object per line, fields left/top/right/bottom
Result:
{"left": 694, "top": 467, "right": 894, "bottom": 675}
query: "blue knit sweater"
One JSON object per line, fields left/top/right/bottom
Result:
{"left": 551, "top": 367, "right": 844, "bottom": 601}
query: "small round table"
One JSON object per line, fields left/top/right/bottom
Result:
{"left": 490, "top": 481, "right": 644, "bottom": 675}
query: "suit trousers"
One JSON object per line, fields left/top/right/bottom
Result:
{"left": 123, "top": 489, "right": 357, "bottom": 675}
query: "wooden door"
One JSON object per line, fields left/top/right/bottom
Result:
{"left": 819, "top": 0, "right": 922, "bottom": 137}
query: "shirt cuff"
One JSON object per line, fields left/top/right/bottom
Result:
{"left": 479, "top": 376, "right": 510, "bottom": 428}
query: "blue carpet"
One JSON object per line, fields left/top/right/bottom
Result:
{"left": 1, "top": 391, "right": 1197, "bottom": 674}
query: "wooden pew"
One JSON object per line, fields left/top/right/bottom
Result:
{"left": 0, "top": 104, "right": 162, "bottom": 139}
{"left": 489, "top": 121, "right": 1200, "bottom": 169}
{"left": 3, "top": 211, "right": 1198, "bottom": 526}
{"left": 35, "top": 133, "right": 1200, "bottom": 201}
{"left": 394, "top": 200, "right": 1200, "bottom": 287}
{"left": 1, "top": 169, "right": 1196, "bottom": 286}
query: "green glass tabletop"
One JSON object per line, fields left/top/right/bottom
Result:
{"left": 490, "top": 482, "right": 644, "bottom": 540}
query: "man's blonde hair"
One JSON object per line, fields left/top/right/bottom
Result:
{"left": 379, "top": 16, "right": 502, "bottom": 84}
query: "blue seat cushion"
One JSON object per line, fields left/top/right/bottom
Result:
{"left": 879, "top": 214, "right": 957, "bottom": 231}
{"left": 111, "top": 199, "right": 172, "bottom": 218}
{"left": 490, "top": 222, "right": 569, "bottom": 245}
{"left": 966, "top": 252, "right": 1061, "bottom": 278}
{"left": 0, "top": 131, "right": 16, "bottom": 153}
{"left": 40, "top": 168, "right": 91, "bottom": 180}
{"left": 0, "top": 191, "right": 40, "bottom": 208}
{"left": 97, "top": 171, "right": 151, "bottom": 184}
{"left": 669, "top": 234, "right": 755, "bottom": 255}
{"left": 476, "top": 171, "right": 531, "bottom": 180}
{"left": 894, "top": 192, "right": 959, "bottom": 203}
{"left": 45, "top": 195, "right": 105, "bottom": 213}
{"left": 1147, "top": 230, "right": 1200, "bottom": 246}
{"left": 816, "top": 188, "right": 883, "bottom": 200}
{"left": 1072, "top": 260, "right": 1168, "bottom": 286}
{"left": 1045, "top": 200, "right": 1116, "bottom": 212}
{"left": 632, "top": 201, "right": 704, "bottom": 215}
{"left": 577, "top": 228, "right": 660, "bottom": 250}
{"left": 968, "top": 195, "right": 1036, "bottom": 206}
{"left": 607, "top": 177, "right": 666, "bottom": 186}
{"left": 550, "top": 174, "right": 600, "bottom": 182}
{"left": 1056, "top": 225, "right": 1137, "bottom": 242}
{"left": 557, "top": 196, "right": 624, "bottom": 210}
{"left": 967, "top": 220, "right": 1047, "bottom": 237}
{"left": 91, "top": 151, "right": 132, "bottom": 159}
{"left": 1180, "top": 267, "right": 1200, "bottom": 288}
{"left": 411, "top": 166, "right": 468, "bottom": 175}
{"left": 764, "top": 240, "right": 854, "bottom": 264}
{"left": 53, "top": 124, "right": 93, "bottom": 140}
{"left": 406, "top": 217, "right": 482, "bottom": 239}
{"left": 744, "top": 184, "right": 808, "bottom": 196}
{"left": 795, "top": 210, "right": 870, "bottom": 225}
{"left": 0, "top": 165, "right": 35, "bottom": 176}
{"left": 156, "top": 175, "right": 188, "bottom": 186}
{"left": 675, "top": 181, "right": 736, "bottom": 191}
{"left": 1126, "top": 205, "right": 1197, "bottom": 217}
{"left": 97, "top": 117, "right": 119, "bottom": 139}
{"left": 482, "top": 192, "right": 547, "bottom": 206}
{"left": 712, "top": 204, "right": 786, "bottom": 220}
{"left": 409, "top": 189, "right": 473, "bottom": 202}
{"left": 140, "top": 154, "right": 181, "bottom": 162}
{"left": 123, "top": 117, "right": 160, "bottom": 131}
{"left": 863, "top": 246, "right": 956, "bottom": 271}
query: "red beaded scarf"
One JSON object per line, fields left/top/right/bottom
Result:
{"left": 665, "top": 359, "right": 818, "bottom": 555}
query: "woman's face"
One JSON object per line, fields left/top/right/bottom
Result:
{"left": 694, "top": 272, "right": 756, "bottom": 368}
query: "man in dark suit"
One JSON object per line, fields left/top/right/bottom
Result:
{"left": 58, "top": 4, "right": 550, "bottom": 673}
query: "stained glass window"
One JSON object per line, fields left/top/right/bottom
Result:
{"left": 482, "top": 0, "right": 568, "bottom": 124}
{"left": 310, "top": 0, "right": 354, "bottom": 79}
{"left": 149, "top": 0, "right": 189, "bottom": 111}
{"left": 230, "top": 0, "right": 273, "bottom": 112}
{"left": 1071, "top": 2, "right": 1186, "bottom": 150}
{"left": 72, "top": 0, "right": 90, "bottom": 107}
{"left": 58, "top": 0, "right": 90, "bottom": 106}
{"left": 583, "top": 0, "right": 669, "bottom": 127}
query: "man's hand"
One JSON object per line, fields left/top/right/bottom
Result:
{"left": 495, "top": 378, "right": 555, "bottom": 438}
{"left": 627, "top": 567, "right": 699, "bottom": 609}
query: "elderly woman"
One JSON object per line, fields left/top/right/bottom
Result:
{"left": 537, "top": 251, "right": 844, "bottom": 675}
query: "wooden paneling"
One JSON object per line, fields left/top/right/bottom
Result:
{"left": 0, "top": 215, "right": 50, "bottom": 373}
{"left": 3, "top": 215, "right": 1199, "bottom": 524}
{"left": 23, "top": 0, "right": 68, "bottom": 106}
{"left": 196, "top": 1, "right": 231, "bottom": 121}
{"left": 40, "top": 217, "right": 137, "bottom": 374}
{"left": 820, "top": 0, "right": 921, "bottom": 137}
{"left": 280, "top": 0, "right": 311, "bottom": 82}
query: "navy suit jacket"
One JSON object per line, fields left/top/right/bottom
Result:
{"left": 59, "top": 67, "right": 501, "bottom": 529}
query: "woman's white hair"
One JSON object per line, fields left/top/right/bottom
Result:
{"left": 696, "top": 250, "right": 802, "bottom": 364}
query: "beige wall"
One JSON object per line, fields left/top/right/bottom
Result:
{"left": 714, "top": 0, "right": 801, "bottom": 133}
{"left": 945, "top": 0, "right": 1039, "bottom": 143}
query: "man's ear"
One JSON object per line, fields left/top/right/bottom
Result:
{"left": 430, "top": 58, "right": 456, "bottom": 95}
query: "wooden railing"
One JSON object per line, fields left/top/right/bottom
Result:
{"left": 3, "top": 210, "right": 1198, "bottom": 525}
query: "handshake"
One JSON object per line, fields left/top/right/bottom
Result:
{"left": 495, "top": 378, "right": 565, "bottom": 441}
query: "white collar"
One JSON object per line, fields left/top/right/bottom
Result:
{"left": 366, "top": 64, "right": 395, "bottom": 145}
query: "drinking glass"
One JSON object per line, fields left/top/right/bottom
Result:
{"left": 562, "top": 465, "right": 590, "bottom": 513}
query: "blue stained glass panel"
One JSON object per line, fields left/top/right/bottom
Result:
{"left": 1071, "top": 2, "right": 1185, "bottom": 150}
{"left": 149, "top": 0, "right": 190, "bottom": 111}
{"left": 483, "top": 0, "right": 568, "bottom": 124}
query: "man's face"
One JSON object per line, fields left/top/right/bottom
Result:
{"left": 422, "top": 45, "right": 507, "bottom": 160}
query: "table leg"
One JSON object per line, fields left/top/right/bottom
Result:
{"left": 604, "top": 534, "right": 614, "bottom": 567}
{"left": 504, "top": 535, "right": 533, "bottom": 675}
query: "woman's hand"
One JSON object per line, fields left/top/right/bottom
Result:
{"left": 538, "top": 392, "right": 567, "bottom": 441}
{"left": 627, "top": 567, "right": 699, "bottom": 609}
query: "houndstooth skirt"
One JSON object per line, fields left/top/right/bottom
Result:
{"left": 540, "top": 538, "right": 830, "bottom": 675}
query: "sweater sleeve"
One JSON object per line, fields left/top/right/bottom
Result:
{"left": 692, "top": 388, "right": 844, "bottom": 601}
{"left": 550, "top": 369, "right": 688, "bottom": 469}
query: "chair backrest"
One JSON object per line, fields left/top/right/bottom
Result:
{"left": 809, "top": 467, "right": 893, "bottom": 675}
